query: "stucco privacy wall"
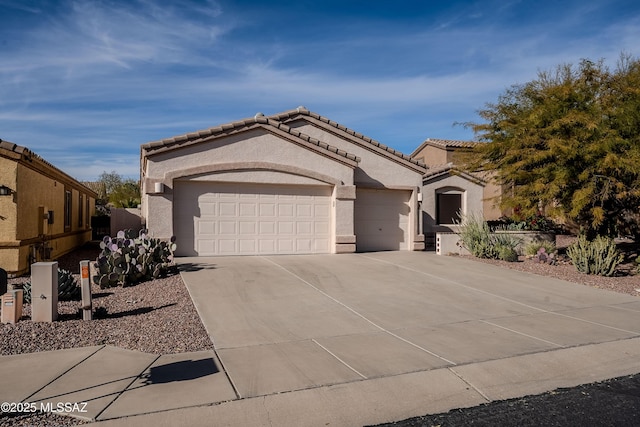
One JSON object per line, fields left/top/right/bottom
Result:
{"left": 141, "top": 108, "right": 427, "bottom": 255}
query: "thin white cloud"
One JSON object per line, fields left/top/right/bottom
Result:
{"left": 0, "top": 0, "right": 42, "bottom": 14}
{"left": 1, "top": 0, "right": 639, "bottom": 180}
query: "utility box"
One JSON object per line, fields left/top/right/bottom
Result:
{"left": 1, "top": 289, "right": 23, "bottom": 324}
{"left": 31, "top": 262, "right": 58, "bottom": 322}
{"left": 80, "top": 260, "right": 92, "bottom": 321}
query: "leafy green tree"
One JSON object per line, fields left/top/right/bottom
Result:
{"left": 97, "top": 171, "right": 141, "bottom": 208}
{"left": 462, "top": 55, "right": 640, "bottom": 238}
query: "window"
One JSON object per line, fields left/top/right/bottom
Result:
{"left": 64, "top": 190, "right": 72, "bottom": 230}
{"left": 78, "top": 194, "right": 83, "bottom": 228}
{"left": 437, "top": 193, "right": 462, "bottom": 225}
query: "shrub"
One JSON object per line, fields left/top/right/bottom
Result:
{"left": 457, "top": 213, "right": 521, "bottom": 262}
{"left": 566, "top": 235, "right": 623, "bottom": 276}
{"left": 22, "top": 268, "right": 80, "bottom": 304}
{"left": 93, "top": 229, "right": 177, "bottom": 288}
{"left": 494, "top": 213, "right": 557, "bottom": 232}
{"left": 497, "top": 244, "right": 519, "bottom": 262}
{"left": 524, "top": 240, "right": 557, "bottom": 256}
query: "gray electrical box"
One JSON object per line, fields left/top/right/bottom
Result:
{"left": 31, "top": 262, "right": 58, "bottom": 322}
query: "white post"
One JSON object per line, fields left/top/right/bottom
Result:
{"left": 31, "top": 261, "right": 58, "bottom": 322}
{"left": 80, "top": 260, "right": 92, "bottom": 320}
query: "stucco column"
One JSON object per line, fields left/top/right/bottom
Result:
{"left": 144, "top": 189, "right": 174, "bottom": 240}
{"left": 334, "top": 185, "right": 356, "bottom": 253}
{"left": 412, "top": 188, "right": 425, "bottom": 251}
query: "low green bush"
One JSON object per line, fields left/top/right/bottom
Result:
{"left": 497, "top": 244, "right": 519, "bottom": 262}
{"left": 566, "top": 235, "right": 623, "bottom": 276}
{"left": 524, "top": 240, "right": 556, "bottom": 256}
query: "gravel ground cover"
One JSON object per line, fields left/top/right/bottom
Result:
{"left": 2, "top": 236, "right": 639, "bottom": 426}
{"left": 462, "top": 235, "right": 640, "bottom": 297}
{"left": 1, "top": 242, "right": 213, "bottom": 356}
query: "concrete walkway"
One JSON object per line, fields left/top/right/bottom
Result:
{"left": 2, "top": 252, "right": 639, "bottom": 426}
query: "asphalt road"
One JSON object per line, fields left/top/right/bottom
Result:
{"left": 372, "top": 373, "right": 640, "bottom": 427}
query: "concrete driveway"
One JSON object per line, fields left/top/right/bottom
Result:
{"left": 175, "top": 251, "right": 640, "bottom": 426}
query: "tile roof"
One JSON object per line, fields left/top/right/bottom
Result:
{"left": 272, "top": 106, "right": 426, "bottom": 169}
{"left": 0, "top": 139, "right": 98, "bottom": 196}
{"left": 423, "top": 162, "right": 486, "bottom": 185}
{"left": 424, "top": 138, "right": 479, "bottom": 148}
{"left": 141, "top": 112, "right": 361, "bottom": 163}
{"left": 410, "top": 138, "right": 479, "bottom": 159}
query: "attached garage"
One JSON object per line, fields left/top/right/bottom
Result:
{"left": 141, "top": 107, "right": 426, "bottom": 256}
{"left": 354, "top": 188, "right": 411, "bottom": 251}
{"left": 173, "top": 181, "right": 332, "bottom": 256}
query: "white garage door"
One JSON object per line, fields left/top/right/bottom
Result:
{"left": 173, "top": 181, "right": 332, "bottom": 256}
{"left": 354, "top": 188, "right": 411, "bottom": 251}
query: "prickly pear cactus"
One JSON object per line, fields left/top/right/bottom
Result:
{"left": 93, "top": 229, "right": 177, "bottom": 288}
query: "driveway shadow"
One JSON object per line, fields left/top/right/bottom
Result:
{"left": 141, "top": 358, "right": 220, "bottom": 385}
{"left": 178, "top": 263, "right": 217, "bottom": 272}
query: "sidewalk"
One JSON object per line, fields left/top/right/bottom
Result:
{"left": 2, "top": 338, "right": 640, "bottom": 426}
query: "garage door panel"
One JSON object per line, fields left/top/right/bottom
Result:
{"left": 278, "top": 240, "right": 294, "bottom": 252}
{"left": 198, "top": 221, "right": 216, "bottom": 235}
{"left": 239, "top": 221, "right": 256, "bottom": 234}
{"left": 315, "top": 205, "right": 330, "bottom": 217}
{"left": 174, "top": 182, "right": 332, "bottom": 256}
{"left": 239, "top": 203, "right": 256, "bottom": 216}
{"left": 297, "top": 221, "right": 312, "bottom": 234}
{"left": 259, "top": 240, "right": 275, "bottom": 252}
{"left": 260, "top": 221, "right": 276, "bottom": 234}
{"left": 239, "top": 240, "right": 255, "bottom": 252}
{"left": 278, "top": 204, "right": 295, "bottom": 217}
{"left": 218, "top": 221, "right": 236, "bottom": 235}
{"left": 219, "top": 203, "right": 236, "bottom": 216}
{"left": 278, "top": 222, "right": 295, "bottom": 234}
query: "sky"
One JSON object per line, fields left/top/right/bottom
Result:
{"left": 1, "top": 0, "right": 639, "bottom": 181}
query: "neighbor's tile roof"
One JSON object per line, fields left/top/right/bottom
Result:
{"left": 410, "top": 138, "right": 478, "bottom": 159}
{"left": 425, "top": 138, "right": 479, "bottom": 148}
{"left": 0, "top": 139, "right": 98, "bottom": 196}
{"left": 272, "top": 106, "right": 426, "bottom": 169}
{"left": 141, "top": 112, "right": 361, "bottom": 163}
{"left": 423, "top": 162, "right": 486, "bottom": 185}
{"left": 0, "top": 139, "right": 31, "bottom": 156}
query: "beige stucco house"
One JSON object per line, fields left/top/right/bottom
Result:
{"left": 141, "top": 107, "right": 427, "bottom": 256}
{"left": 0, "top": 140, "right": 97, "bottom": 276}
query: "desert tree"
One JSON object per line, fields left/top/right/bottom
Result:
{"left": 461, "top": 54, "right": 640, "bottom": 238}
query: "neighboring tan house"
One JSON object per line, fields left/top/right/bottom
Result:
{"left": 140, "top": 107, "right": 427, "bottom": 256}
{"left": 0, "top": 140, "right": 97, "bottom": 276}
{"left": 410, "top": 138, "right": 503, "bottom": 244}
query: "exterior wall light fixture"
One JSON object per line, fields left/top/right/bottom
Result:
{"left": 0, "top": 185, "right": 12, "bottom": 196}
